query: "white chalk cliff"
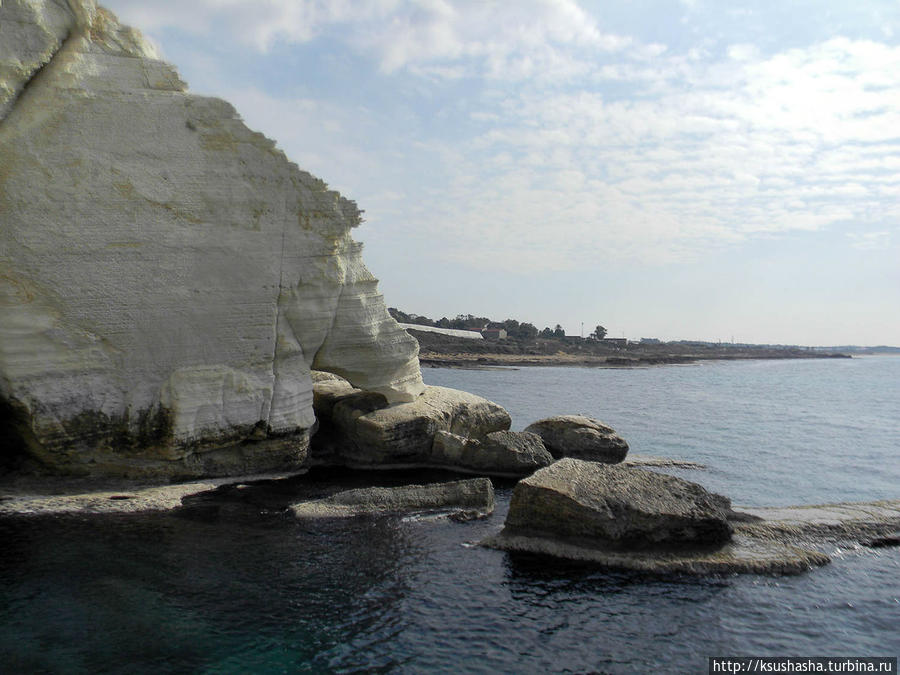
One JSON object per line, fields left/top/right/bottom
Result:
{"left": 0, "top": 0, "right": 425, "bottom": 477}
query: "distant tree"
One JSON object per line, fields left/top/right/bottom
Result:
{"left": 449, "top": 314, "right": 469, "bottom": 330}
{"left": 436, "top": 317, "right": 451, "bottom": 328}
{"left": 553, "top": 324, "right": 565, "bottom": 338}
{"left": 540, "top": 327, "right": 554, "bottom": 338}
{"left": 388, "top": 307, "right": 409, "bottom": 323}
{"left": 518, "top": 322, "right": 539, "bottom": 340}
{"left": 388, "top": 308, "right": 437, "bottom": 326}
{"left": 593, "top": 325, "right": 607, "bottom": 340}
{"left": 408, "top": 313, "right": 435, "bottom": 326}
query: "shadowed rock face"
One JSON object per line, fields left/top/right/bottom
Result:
{"left": 310, "top": 378, "right": 515, "bottom": 474}
{"left": 290, "top": 478, "right": 495, "bottom": 519}
{"left": 0, "top": 0, "right": 423, "bottom": 478}
{"left": 431, "top": 430, "right": 553, "bottom": 477}
{"left": 524, "top": 415, "right": 629, "bottom": 463}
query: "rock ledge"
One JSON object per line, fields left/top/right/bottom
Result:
{"left": 481, "top": 460, "right": 900, "bottom": 575}
{"left": 290, "top": 478, "right": 494, "bottom": 519}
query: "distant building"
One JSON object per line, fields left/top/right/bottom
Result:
{"left": 602, "top": 337, "right": 628, "bottom": 348}
{"left": 481, "top": 328, "right": 507, "bottom": 340}
{"left": 640, "top": 338, "right": 661, "bottom": 345}
{"left": 398, "top": 323, "right": 483, "bottom": 340}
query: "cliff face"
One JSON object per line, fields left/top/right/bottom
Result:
{"left": 0, "top": 0, "right": 424, "bottom": 478}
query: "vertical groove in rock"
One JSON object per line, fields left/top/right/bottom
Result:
{"left": 0, "top": 0, "right": 424, "bottom": 477}
{"left": 0, "top": 0, "right": 76, "bottom": 123}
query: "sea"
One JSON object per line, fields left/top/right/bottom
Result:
{"left": 1, "top": 356, "right": 898, "bottom": 673}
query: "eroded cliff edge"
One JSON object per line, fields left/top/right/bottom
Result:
{"left": 0, "top": 0, "right": 424, "bottom": 478}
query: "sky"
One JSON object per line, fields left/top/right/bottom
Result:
{"left": 101, "top": 0, "right": 900, "bottom": 346}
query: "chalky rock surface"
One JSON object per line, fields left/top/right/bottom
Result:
{"left": 311, "top": 380, "right": 512, "bottom": 472}
{"left": 0, "top": 1, "right": 424, "bottom": 478}
{"left": 524, "top": 415, "right": 629, "bottom": 463}
{"left": 502, "top": 458, "right": 734, "bottom": 547}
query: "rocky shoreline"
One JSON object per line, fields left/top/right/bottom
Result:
{"left": 1, "top": 2, "right": 893, "bottom": 584}
{"left": 419, "top": 352, "right": 850, "bottom": 369}
{"left": 2, "top": 467, "right": 897, "bottom": 576}
{"left": 409, "top": 326, "right": 852, "bottom": 370}
{"left": 3, "top": 370, "right": 898, "bottom": 577}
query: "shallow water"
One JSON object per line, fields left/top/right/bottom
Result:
{"left": 2, "top": 357, "right": 898, "bottom": 673}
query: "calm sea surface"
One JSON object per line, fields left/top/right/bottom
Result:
{"left": 2, "top": 357, "right": 899, "bottom": 673}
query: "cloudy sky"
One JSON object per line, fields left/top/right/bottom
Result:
{"left": 103, "top": 0, "right": 900, "bottom": 346}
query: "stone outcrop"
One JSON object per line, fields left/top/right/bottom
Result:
{"left": 524, "top": 415, "right": 628, "bottom": 463}
{"left": 480, "top": 459, "right": 870, "bottom": 575}
{"left": 431, "top": 430, "right": 553, "bottom": 477}
{"left": 0, "top": 471, "right": 296, "bottom": 516}
{"left": 311, "top": 380, "right": 513, "bottom": 472}
{"left": 734, "top": 501, "right": 900, "bottom": 544}
{"left": 484, "top": 529, "right": 831, "bottom": 575}
{"left": 290, "top": 478, "right": 495, "bottom": 519}
{"left": 499, "top": 459, "right": 734, "bottom": 547}
{"left": 862, "top": 533, "right": 900, "bottom": 548}
{"left": 0, "top": 1, "right": 424, "bottom": 478}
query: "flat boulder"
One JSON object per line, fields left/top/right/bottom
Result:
{"left": 310, "top": 371, "right": 360, "bottom": 419}
{"left": 482, "top": 459, "right": 838, "bottom": 575}
{"left": 499, "top": 458, "right": 733, "bottom": 547}
{"left": 290, "top": 478, "right": 494, "bottom": 519}
{"left": 431, "top": 430, "right": 553, "bottom": 477}
{"left": 524, "top": 415, "right": 628, "bottom": 463}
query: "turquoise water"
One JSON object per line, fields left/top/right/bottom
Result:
{"left": 1, "top": 357, "right": 898, "bottom": 673}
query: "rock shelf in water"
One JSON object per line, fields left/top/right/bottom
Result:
{"left": 2, "top": 465, "right": 898, "bottom": 577}
{"left": 497, "top": 459, "right": 735, "bottom": 547}
{"left": 480, "top": 460, "right": 900, "bottom": 575}
{"left": 289, "top": 478, "right": 495, "bottom": 519}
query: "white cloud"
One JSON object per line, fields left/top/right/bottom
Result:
{"left": 848, "top": 231, "right": 891, "bottom": 250}
{"left": 376, "top": 36, "right": 900, "bottom": 272}
{"left": 106, "top": 0, "right": 632, "bottom": 79}
{"left": 103, "top": 0, "right": 900, "bottom": 274}
{"left": 106, "top": 0, "right": 400, "bottom": 50}
{"left": 727, "top": 43, "right": 758, "bottom": 61}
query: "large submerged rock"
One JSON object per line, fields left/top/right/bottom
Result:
{"left": 0, "top": 1, "right": 424, "bottom": 478}
{"left": 501, "top": 458, "right": 734, "bottom": 546}
{"left": 483, "top": 459, "right": 836, "bottom": 575}
{"left": 524, "top": 415, "right": 629, "bottom": 463}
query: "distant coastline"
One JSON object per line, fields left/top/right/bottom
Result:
{"left": 418, "top": 351, "right": 850, "bottom": 369}
{"left": 407, "top": 327, "right": 857, "bottom": 369}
